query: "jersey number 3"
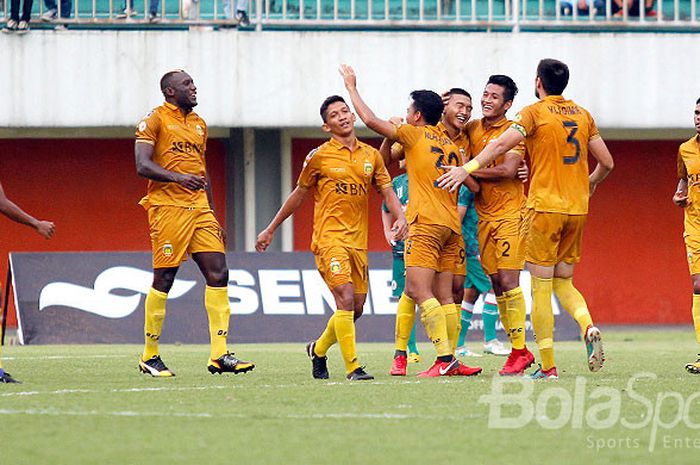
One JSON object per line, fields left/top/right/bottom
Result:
{"left": 562, "top": 121, "right": 581, "bottom": 165}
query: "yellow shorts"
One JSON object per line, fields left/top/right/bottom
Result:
{"left": 147, "top": 206, "right": 225, "bottom": 269}
{"left": 524, "top": 209, "right": 586, "bottom": 267}
{"left": 684, "top": 233, "right": 700, "bottom": 275}
{"left": 405, "top": 222, "right": 462, "bottom": 274}
{"left": 478, "top": 216, "right": 525, "bottom": 276}
{"left": 314, "top": 246, "right": 368, "bottom": 294}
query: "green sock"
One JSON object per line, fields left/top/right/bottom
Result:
{"left": 457, "top": 303, "right": 474, "bottom": 347}
{"left": 483, "top": 302, "right": 499, "bottom": 342}
{"left": 407, "top": 320, "right": 419, "bottom": 354}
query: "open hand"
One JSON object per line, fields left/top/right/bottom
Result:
{"left": 339, "top": 64, "right": 357, "bottom": 90}
{"left": 437, "top": 165, "right": 468, "bottom": 192}
{"left": 175, "top": 173, "right": 206, "bottom": 190}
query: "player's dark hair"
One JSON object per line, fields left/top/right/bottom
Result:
{"left": 410, "top": 90, "right": 444, "bottom": 126}
{"left": 160, "top": 69, "right": 186, "bottom": 96}
{"left": 320, "top": 95, "right": 348, "bottom": 123}
{"left": 487, "top": 75, "right": 518, "bottom": 103}
{"left": 536, "top": 59, "right": 569, "bottom": 96}
{"left": 445, "top": 88, "right": 471, "bottom": 100}
{"left": 696, "top": 97, "right": 700, "bottom": 105}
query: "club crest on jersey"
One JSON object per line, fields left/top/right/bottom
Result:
{"left": 195, "top": 124, "right": 204, "bottom": 136}
{"left": 330, "top": 258, "right": 341, "bottom": 274}
{"left": 163, "top": 242, "right": 174, "bottom": 257}
{"left": 138, "top": 121, "right": 147, "bottom": 132}
{"left": 363, "top": 161, "right": 373, "bottom": 176}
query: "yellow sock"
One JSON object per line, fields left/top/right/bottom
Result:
{"left": 395, "top": 293, "right": 416, "bottom": 352}
{"left": 205, "top": 285, "right": 231, "bottom": 360}
{"left": 693, "top": 294, "right": 700, "bottom": 347}
{"left": 315, "top": 313, "right": 337, "bottom": 357}
{"left": 143, "top": 288, "right": 167, "bottom": 361}
{"left": 454, "top": 303, "right": 462, "bottom": 344}
{"left": 553, "top": 277, "right": 593, "bottom": 336}
{"left": 496, "top": 295, "right": 510, "bottom": 340}
{"left": 419, "top": 298, "right": 451, "bottom": 357}
{"left": 531, "top": 276, "right": 555, "bottom": 370}
{"left": 504, "top": 287, "right": 527, "bottom": 350}
{"left": 334, "top": 309, "right": 360, "bottom": 374}
{"left": 443, "top": 304, "right": 459, "bottom": 354}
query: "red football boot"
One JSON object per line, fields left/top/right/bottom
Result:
{"left": 417, "top": 358, "right": 459, "bottom": 378}
{"left": 390, "top": 354, "right": 408, "bottom": 376}
{"left": 499, "top": 347, "right": 535, "bottom": 376}
{"left": 448, "top": 360, "right": 482, "bottom": 376}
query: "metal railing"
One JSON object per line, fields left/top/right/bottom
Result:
{"left": 2, "top": 0, "right": 699, "bottom": 30}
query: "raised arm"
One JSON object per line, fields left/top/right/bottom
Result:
{"left": 256, "top": 186, "right": 310, "bottom": 252}
{"left": 0, "top": 181, "right": 55, "bottom": 239}
{"left": 588, "top": 137, "right": 615, "bottom": 197}
{"left": 339, "top": 65, "right": 398, "bottom": 139}
{"left": 437, "top": 127, "right": 524, "bottom": 191}
{"left": 135, "top": 142, "right": 206, "bottom": 190}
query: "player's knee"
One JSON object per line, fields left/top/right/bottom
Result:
{"left": 204, "top": 268, "right": 229, "bottom": 287}
{"left": 452, "top": 287, "right": 465, "bottom": 304}
{"left": 499, "top": 273, "right": 520, "bottom": 292}
{"left": 152, "top": 269, "right": 178, "bottom": 293}
{"left": 333, "top": 284, "right": 355, "bottom": 310}
{"left": 692, "top": 276, "right": 700, "bottom": 294}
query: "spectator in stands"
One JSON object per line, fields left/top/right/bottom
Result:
{"left": 2, "top": 0, "right": 33, "bottom": 33}
{"left": 612, "top": 0, "right": 656, "bottom": 17}
{"left": 116, "top": 0, "right": 160, "bottom": 22}
{"left": 40, "top": 0, "right": 71, "bottom": 20}
{"left": 224, "top": 0, "right": 250, "bottom": 26}
{"left": 560, "top": 0, "right": 605, "bottom": 16}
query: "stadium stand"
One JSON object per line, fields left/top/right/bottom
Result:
{"left": 2, "top": 0, "right": 699, "bottom": 29}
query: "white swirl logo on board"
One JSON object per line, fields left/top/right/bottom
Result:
{"left": 38, "top": 266, "right": 196, "bottom": 319}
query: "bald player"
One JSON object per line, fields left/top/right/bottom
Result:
{"left": 135, "top": 70, "right": 254, "bottom": 377}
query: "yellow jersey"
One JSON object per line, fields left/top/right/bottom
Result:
{"left": 297, "top": 137, "right": 392, "bottom": 252}
{"left": 512, "top": 95, "right": 600, "bottom": 215}
{"left": 395, "top": 124, "right": 462, "bottom": 234}
{"left": 135, "top": 102, "right": 209, "bottom": 209}
{"left": 466, "top": 117, "right": 526, "bottom": 221}
{"left": 678, "top": 135, "right": 700, "bottom": 236}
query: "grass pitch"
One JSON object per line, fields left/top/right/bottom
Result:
{"left": 1, "top": 330, "right": 699, "bottom": 465}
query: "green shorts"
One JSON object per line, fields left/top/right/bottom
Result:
{"left": 464, "top": 255, "right": 491, "bottom": 294}
{"left": 392, "top": 256, "right": 406, "bottom": 298}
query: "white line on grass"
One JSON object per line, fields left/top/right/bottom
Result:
{"left": 0, "top": 408, "right": 479, "bottom": 421}
{"left": 0, "top": 380, "right": 424, "bottom": 398}
{"left": 0, "top": 385, "right": 229, "bottom": 397}
{"left": 2, "top": 354, "right": 131, "bottom": 361}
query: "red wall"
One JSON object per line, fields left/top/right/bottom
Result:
{"left": 291, "top": 137, "right": 692, "bottom": 325}
{"left": 0, "top": 137, "right": 692, "bottom": 326}
{"left": 0, "top": 139, "right": 226, "bottom": 326}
